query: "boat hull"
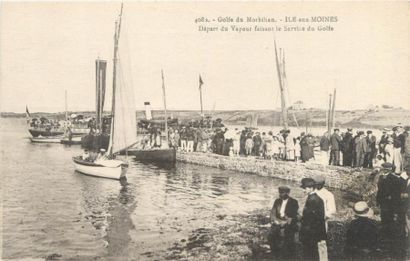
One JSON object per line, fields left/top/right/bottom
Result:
{"left": 125, "top": 148, "right": 176, "bottom": 163}
{"left": 30, "top": 136, "right": 62, "bottom": 143}
{"left": 28, "top": 128, "right": 88, "bottom": 137}
{"left": 72, "top": 157, "right": 126, "bottom": 180}
{"left": 28, "top": 129, "right": 64, "bottom": 137}
{"left": 61, "top": 136, "right": 83, "bottom": 145}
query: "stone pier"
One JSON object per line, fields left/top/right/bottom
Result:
{"left": 176, "top": 151, "right": 370, "bottom": 193}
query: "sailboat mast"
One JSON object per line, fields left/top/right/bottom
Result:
{"left": 327, "top": 93, "right": 332, "bottom": 136}
{"left": 331, "top": 88, "right": 337, "bottom": 130}
{"left": 199, "top": 75, "right": 204, "bottom": 120}
{"left": 109, "top": 3, "right": 123, "bottom": 155}
{"left": 274, "top": 39, "right": 288, "bottom": 130}
{"left": 65, "top": 90, "right": 68, "bottom": 121}
{"left": 161, "top": 70, "right": 169, "bottom": 146}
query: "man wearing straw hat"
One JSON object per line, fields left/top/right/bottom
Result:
{"left": 344, "top": 201, "right": 378, "bottom": 260}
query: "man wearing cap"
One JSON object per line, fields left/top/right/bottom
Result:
{"left": 364, "top": 130, "right": 377, "bottom": 168}
{"left": 342, "top": 128, "right": 354, "bottom": 167}
{"left": 355, "top": 131, "right": 368, "bottom": 168}
{"left": 314, "top": 175, "right": 336, "bottom": 224}
{"left": 269, "top": 186, "right": 299, "bottom": 257}
{"left": 379, "top": 129, "right": 390, "bottom": 158}
{"left": 376, "top": 163, "right": 402, "bottom": 233}
{"left": 179, "top": 126, "right": 187, "bottom": 151}
{"left": 300, "top": 178, "right": 327, "bottom": 261}
{"left": 330, "top": 128, "right": 342, "bottom": 166}
{"left": 345, "top": 201, "right": 378, "bottom": 260}
{"left": 392, "top": 126, "right": 405, "bottom": 174}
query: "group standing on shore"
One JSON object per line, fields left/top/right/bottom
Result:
{"left": 320, "top": 125, "right": 410, "bottom": 174}
{"left": 163, "top": 123, "right": 409, "bottom": 175}
{"left": 268, "top": 163, "right": 410, "bottom": 261}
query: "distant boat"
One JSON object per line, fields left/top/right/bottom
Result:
{"left": 30, "top": 135, "right": 63, "bottom": 143}
{"left": 28, "top": 128, "right": 64, "bottom": 137}
{"left": 73, "top": 4, "right": 137, "bottom": 180}
{"left": 122, "top": 147, "right": 176, "bottom": 163}
{"left": 125, "top": 70, "right": 176, "bottom": 164}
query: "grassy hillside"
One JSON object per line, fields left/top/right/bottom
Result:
{"left": 2, "top": 108, "right": 409, "bottom": 129}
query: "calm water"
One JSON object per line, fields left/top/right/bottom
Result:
{"left": 1, "top": 118, "right": 348, "bottom": 260}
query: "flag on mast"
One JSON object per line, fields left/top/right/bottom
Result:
{"left": 199, "top": 74, "right": 204, "bottom": 89}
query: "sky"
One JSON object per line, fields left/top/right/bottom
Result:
{"left": 0, "top": 2, "right": 408, "bottom": 113}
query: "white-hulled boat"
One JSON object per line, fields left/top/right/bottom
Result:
{"left": 73, "top": 4, "right": 137, "bottom": 180}
{"left": 72, "top": 156, "right": 127, "bottom": 179}
{"left": 30, "top": 135, "right": 63, "bottom": 143}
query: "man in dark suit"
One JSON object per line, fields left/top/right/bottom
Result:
{"left": 342, "top": 128, "right": 354, "bottom": 167}
{"left": 269, "top": 186, "right": 299, "bottom": 257}
{"left": 329, "top": 129, "right": 342, "bottom": 166}
{"left": 375, "top": 162, "right": 408, "bottom": 260}
{"left": 364, "top": 130, "right": 377, "bottom": 168}
{"left": 300, "top": 178, "right": 327, "bottom": 261}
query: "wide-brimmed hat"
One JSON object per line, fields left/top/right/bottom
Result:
{"left": 353, "top": 201, "right": 374, "bottom": 218}
{"left": 300, "top": 178, "right": 315, "bottom": 189}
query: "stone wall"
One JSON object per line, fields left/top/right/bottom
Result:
{"left": 176, "top": 152, "right": 370, "bottom": 193}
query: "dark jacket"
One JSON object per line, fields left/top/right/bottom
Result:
{"left": 330, "top": 133, "right": 342, "bottom": 151}
{"left": 320, "top": 136, "right": 330, "bottom": 151}
{"left": 342, "top": 132, "right": 353, "bottom": 153}
{"left": 366, "top": 135, "right": 377, "bottom": 154}
{"left": 345, "top": 217, "right": 378, "bottom": 259}
{"left": 376, "top": 172, "right": 402, "bottom": 211}
{"left": 270, "top": 197, "right": 299, "bottom": 227}
{"left": 300, "top": 193, "right": 327, "bottom": 243}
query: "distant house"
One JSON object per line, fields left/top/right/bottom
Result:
{"left": 290, "top": 100, "right": 305, "bottom": 110}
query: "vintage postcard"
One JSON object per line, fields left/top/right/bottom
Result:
{"left": 1, "top": 1, "right": 409, "bottom": 260}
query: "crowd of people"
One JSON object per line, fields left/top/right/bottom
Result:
{"left": 269, "top": 162, "right": 410, "bottom": 261}
{"left": 159, "top": 123, "right": 410, "bottom": 173}
{"left": 321, "top": 125, "right": 410, "bottom": 174}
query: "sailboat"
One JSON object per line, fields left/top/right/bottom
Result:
{"left": 73, "top": 4, "right": 137, "bottom": 180}
{"left": 124, "top": 70, "right": 176, "bottom": 164}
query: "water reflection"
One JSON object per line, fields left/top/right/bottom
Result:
{"left": 2, "top": 118, "right": 353, "bottom": 260}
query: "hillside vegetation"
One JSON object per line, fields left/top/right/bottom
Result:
{"left": 2, "top": 108, "right": 409, "bottom": 129}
